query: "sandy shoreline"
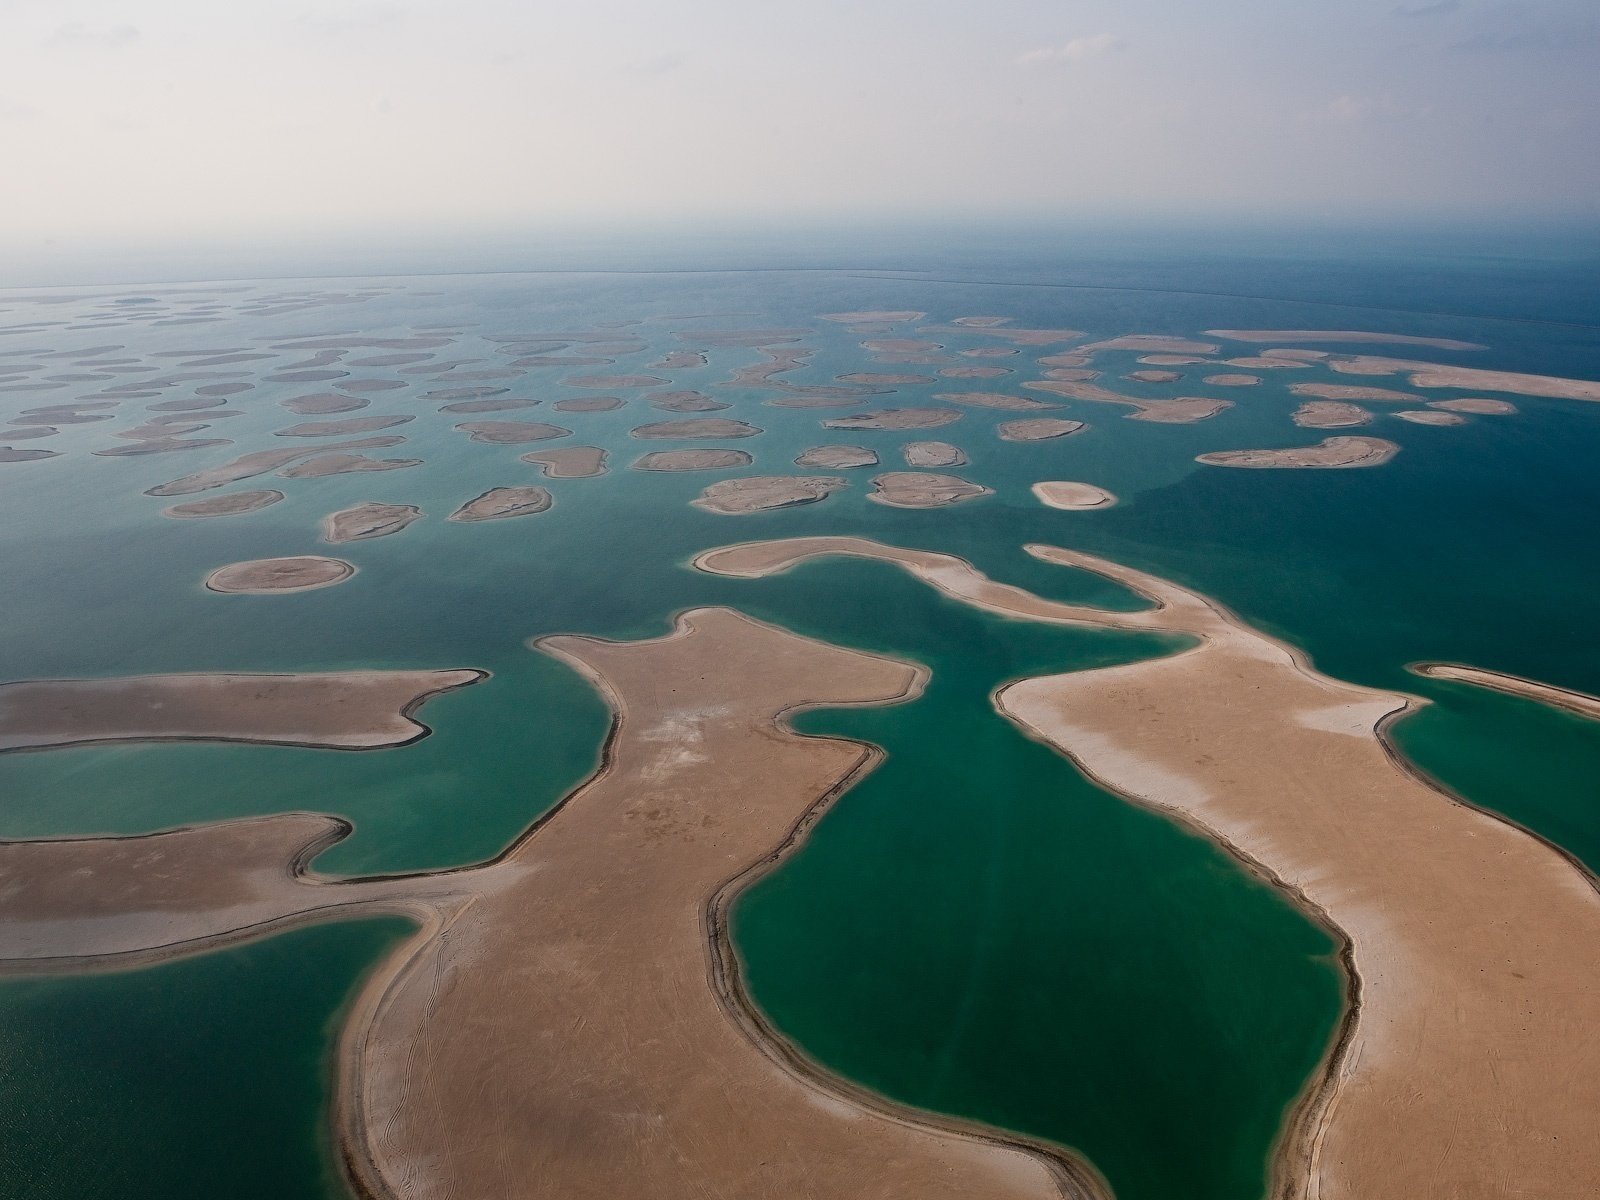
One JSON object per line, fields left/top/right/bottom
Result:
{"left": 695, "top": 536, "right": 1600, "bottom": 1200}
{"left": 1411, "top": 663, "right": 1600, "bottom": 721}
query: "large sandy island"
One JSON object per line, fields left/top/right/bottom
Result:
{"left": 632, "top": 419, "right": 762, "bottom": 439}
{"left": 163, "top": 489, "right": 284, "bottom": 518}
{"left": 1206, "top": 330, "right": 1487, "bottom": 351}
{"left": 1032, "top": 481, "right": 1117, "bottom": 509}
{"left": 797, "top": 444, "right": 879, "bottom": 469}
{"left": 1327, "top": 356, "right": 1600, "bottom": 401}
{"left": 693, "top": 476, "right": 847, "bottom": 514}
{"left": 0, "top": 669, "right": 481, "bottom": 753}
{"left": 449, "top": 486, "right": 553, "bottom": 521}
{"left": 695, "top": 535, "right": 1600, "bottom": 1200}
{"left": 822, "top": 408, "right": 962, "bottom": 431}
{"left": 634, "top": 449, "right": 753, "bottom": 471}
{"left": 903, "top": 441, "right": 966, "bottom": 467}
{"left": 521, "top": 446, "right": 608, "bottom": 477}
{"left": 1025, "top": 380, "right": 1230, "bottom": 422}
{"left": 933, "top": 391, "right": 1053, "bottom": 411}
{"left": 868, "top": 472, "right": 990, "bottom": 508}
{"left": 1293, "top": 401, "right": 1371, "bottom": 429}
{"left": 998, "top": 417, "right": 1086, "bottom": 441}
{"left": 1197, "top": 436, "right": 1398, "bottom": 469}
{"left": 323, "top": 503, "right": 422, "bottom": 543}
{"left": 1290, "top": 382, "right": 1421, "bottom": 403}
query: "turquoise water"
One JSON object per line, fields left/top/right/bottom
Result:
{"left": 2, "top": 230, "right": 1598, "bottom": 1199}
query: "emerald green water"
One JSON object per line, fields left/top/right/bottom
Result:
{"left": 2, "top": 237, "right": 1598, "bottom": 1199}
{"left": 0, "top": 918, "right": 413, "bottom": 1200}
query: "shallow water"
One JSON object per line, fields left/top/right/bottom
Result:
{"left": 2, "top": 229, "right": 1597, "bottom": 1199}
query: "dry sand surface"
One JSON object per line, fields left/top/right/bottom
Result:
{"left": 323, "top": 503, "right": 422, "bottom": 544}
{"left": 1293, "top": 402, "right": 1372, "bottom": 429}
{"left": 1198, "top": 436, "right": 1398, "bottom": 469}
{"left": 903, "top": 441, "right": 967, "bottom": 467}
{"left": 449, "top": 486, "right": 553, "bottom": 521}
{"left": 1291, "top": 383, "right": 1421, "bottom": 403}
{"left": 205, "top": 555, "right": 355, "bottom": 593}
{"left": 634, "top": 449, "right": 753, "bottom": 471}
{"left": 1428, "top": 397, "right": 1517, "bottom": 415}
{"left": 997, "top": 417, "right": 1086, "bottom": 442}
{"left": 1326, "top": 357, "right": 1600, "bottom": 401}
{"left": 632, "top": 418, "right": 762, "bottom": 439}
{"left": 162, "top": 490, "right": 285, "bottom": 518}
{"left": 796, "top": 444, "right": 879, "bottom": 469}
{"left": 822, "top": 408, "right": 962, "bottom": 431}
{"left": 693, "top": 476, "right": 847, "bottom": 514}
{"left": 1394, "top": 409, "right": 1466, "bottom": 426}
{"left": 1206, "top": 329, "right": 1486, "bottom": 351}
{"left": 0, "top": 669, "right": 481, "bottom": 754}
{"left": 1032, "top": 482, "right": 1116, "bottom": 510}
{"left": 520, "top": 446, "right": 607, "bottom": 477}
{"left": 868, "top": 471, "right": 991, "bottom": 508}
{"left": 697, "top": 535, "right": 1600, "bottom": 1200}
{"left": 1412, "top": 664, "right": 1600, "bottom": 721}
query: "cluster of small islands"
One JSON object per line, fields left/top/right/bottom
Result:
{"left": 4, "top": 286, "right": 1600, "bottom": 1200}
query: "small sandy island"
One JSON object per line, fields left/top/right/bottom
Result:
{"left": 1198, "top": 435, "right": 1399, "bottom": 469}
{"left": 997, "top": 417, "right": 1086, "bottom": 442}
{"left": 163, "top": 490, "right": 284, "bottom": 518}
{"left": 1080, "top": 336, "right": 1220, "bottom": 355}
{"left": 440, "top": 397, "right": 539, "bottom": 414}
{"left": 565, "top": 374, "right": 669, "bottom": 389}
{"left": 205, "top": 556, "right": 356, "bottom": 594}
{"left": 283, "top": 393, "right": 368, "bottom": 415}
{"left": 555, "top": 395, "right": 624, "bottom": 412}
{"left": 1202, "top": 373, "right": 1260, "bottom": 387}
{"left": 649, "top": 390, "right": 730, "bottom": 413}
{"left": 903, "top": 441, "right": 966, "bottom": 467}
{"left": 1127, "top": 370, "right": 1181, "bottom": 383}
{"left": 280, "top": 453, "right": 423, "bottom": 478}
{"left": 822, "top": 408, "right": 962, "bottom": 431}
{"left": 938, "top": 365, "right": 1010, "bottom": 379}
{"left": 449, "top": 487, "right": 553, "bottom": 521}
{"left": 1290, "top": 382, "right": 1420, "bottom": 403}
{"left": 837, "top": 372, "right": 934, "bottom": 386}
{"left": 1411, "top": 663, "right": 1600, "bottom": 721}
{"left": 693, "top": 476, "right": 847, "bottom": 514}
{"left": 1394, "top": 409, "right": 1467, "bottom": 426}
{"left": 521, "top": 446, "right": 608, "bottom": 477}
{"left": 323, "top": 503, "right": 422, "bottom": 544}
{"left": 147, "top": 437, "right": 408, "bottom": 496}
{"left": 868, "top": 472, "right": 991, "bottom": 508}
{"left": 0, "top": 447, "right": 62, "bottom": 463}
{"left": 796, "top": 445, "right": 879, "bottom": 469}
{"left": 1032, "top": 481, "right": 1117, "bottom": 510}
{"left": 1293, "top": 401, "right": 1371, "bottom": 429}
{"left": 0, "top": 668, "right": 482, "bottom": 753}
{"left": 634, "top": 449, "right": 753, "bottom": 471}
{"left": 819, "top": 310, "right": 926, "bottom": 324}
{"left": 455, "top": 421, "right": 571, "bottom": 445}
{"left": 625, "top": 413, "right": 768, "bottom": 440}
{"left": 278, "top": 416, "right": 413, "bottom": 437}
{"left": 933, "top": 391, "right": 1052, "bottom": 411}
{"left": 1206, "top": 329, "right": 1487, "bottom": 351}
{"left": 1428, "top": 397, "right": 1517, "bottom": 415}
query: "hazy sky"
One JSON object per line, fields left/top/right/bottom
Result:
{"left": 3, "top": 0, "right": 1598, "bottom": 247}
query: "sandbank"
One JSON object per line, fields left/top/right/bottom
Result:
{"left": 632, "top": 418, "right": 762, "bottom": 439}
{"left": 1197, "top": 436, "right": 1398, "bottom": 468}
{"left": 449, "top": 486, "right": 553, "bottom": 521}
{"left": 695, "top": 535, "right": 1600, "bottom": 1200}
{"left": 1293, "top": 401, "right": 1371, "bottom": 429}
{"left": 205, "top": 556, "right": 356, "bottom": 593}
{"left": 634, "top": 449, "right": 753, "bottom": 471}
{"left": 903, "top": 441, "right": 966, "bottom": 467}
{"left": 0, "top": 448, "right": 60, "bottom": 462}
{"left": 1394, "top": 409, "right": 1466, "bottom": 426}
{"left": 94, "top": 437, "right": 232, "bottom": 457}
{"left": 1411, "top": 663, "right": 1600, "bottom": 721}
{"left": 521, "top": 446, "right": 608, "bottom": 477}
{"left": 997, "top": 417, "right": 1086, "bottom": 441}
{"left": 1206, "top": 329, "right": 1487, "bottom": 351}
{"left": 822, "top": 408, "right": 962, "bottom": 431}
{"left": 693, "top": 476, "right": 847, "bottom": 514}
{"left": 0, "top": 668, "right": 481, "bottom": 754}
{"left": 868, "top": 472, "right": 991, "bottom": 508}
{"left": 796, "top": 444, "right": 879, "bottom": 469}
{"left": 454, "top": 421, "right": 571, "bottom": 444}
{"left": 1032, "top": 482, "right": 1116, "bottom": 510}
{"left": 323, "top": 503, "right": 422, "bottom": 544}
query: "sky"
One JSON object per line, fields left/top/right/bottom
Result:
{"left": 2, "top": 0, "right": 1598, "bottom": 274}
